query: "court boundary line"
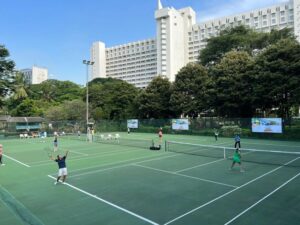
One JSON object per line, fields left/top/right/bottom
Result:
{"left": 224, "top": 171, "right": 300, "bottom": 225}
{"left": 175, "top": 158, "right": 225, "bottom": 173}
{"left": 69, "top": 150, "right": 88, "bottom": 156}
{"left": 47, "top": 175, "right": 159, "bottom": 225}
{"left": 3, "top": 154, "right": 30, "bottom": 167}
{"left": 30, "top": 147, "right": 145, "bottom": 166}
{"left": 132, "top": 164, "right": 237, "bottom": 188}
{"left": 68, "top": 153, "right": 179, "bottom": 178}
{"left": 163, "top": 157, "right": 300, "bottom": 225}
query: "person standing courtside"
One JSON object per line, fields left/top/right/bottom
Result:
{"left": 158, "top": 128, "right": 163, "bottom": 146}
{"left": 214, "top": 129, "right": 219, "bottom": 141}
{"left": 0, "top": 144, "right": 5, "bottom": 166}
{"left": 53, "top": 135, "right": 58, "bottom": 152}
{"left": 234, "top": 134, "right": 241, "bottom": 148}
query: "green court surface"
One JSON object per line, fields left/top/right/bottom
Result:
{"left": 0, "top": 133, "right": 300, "bottom": 225}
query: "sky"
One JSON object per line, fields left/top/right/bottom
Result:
{"left": 0, "top": 0, "right": 288, "bottom": 85}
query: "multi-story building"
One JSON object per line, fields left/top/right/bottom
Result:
{"left": 91, "top": 0, "right": 300, "bottom": 88}
{"left": 21, "top": 66, "right": 48, "bottom": 84}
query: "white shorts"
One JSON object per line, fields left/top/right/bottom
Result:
{"left": 58, "top": 168, "right": 68, "bottom": 176}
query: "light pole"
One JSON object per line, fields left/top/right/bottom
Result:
{"left": 83, "top": 60, "right": 94, "bottom": 135}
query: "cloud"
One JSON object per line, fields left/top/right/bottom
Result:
{"left": 197, "top": 0, "right": 289, "bottom": 22}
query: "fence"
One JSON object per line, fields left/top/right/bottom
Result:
{"left": 1, "top": 117, "right": 300, "bottom": 140}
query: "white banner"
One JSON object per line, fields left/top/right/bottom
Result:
{"left": 172, "top": 119, "right": 189, "bottom": 130}
{"left": 127, "top": 119, "right": 138, "bottom": 129}
{"left": 251, "top": 118, "right": 282, "bottom": 134}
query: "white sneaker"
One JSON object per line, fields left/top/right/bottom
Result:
{"left": 54, "top": 181, "right": 58, "bottom": 185}
{"left": 1, "top": 164, "right": 5, "bottom": 166}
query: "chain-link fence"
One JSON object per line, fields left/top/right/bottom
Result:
{"left": 1, "top": 117, "right": 300, "bottom": 140}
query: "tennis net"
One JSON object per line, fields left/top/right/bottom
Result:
{"left": 166, "top": 141, "right": 300, "bottom": 167}
{"left": 61, "top": 133, "right": 152, "bottom": 150}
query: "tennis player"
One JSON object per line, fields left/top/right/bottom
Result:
{"left": 230, "top": 148, "right": 244, "bottom": 172}
{"left": 158, "top": 128, "right": 163, "bottom": 145}
{"left": 0, "top": 144, "right": 5, "bottom": 166}
{"left": 51, "top": 150, "right": 69, "bottom": 184}
{"left": 53, "top": 135, "right": 58, "bottom": 152}
{"left": 234, "top": 134, "right": 241, "bottom": 148}
{"left": 214, "top": 129, "right": 219, "bottom": 141}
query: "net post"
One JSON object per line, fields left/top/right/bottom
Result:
{"left": 165, "top": 140, "right": 167, "bottom": 152}
{"left": 223, "top": 147, "right": 226, "bottom": 159}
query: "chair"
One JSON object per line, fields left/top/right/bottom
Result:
{"left": 20, "top": 134, "right": 24, "bottom": 139}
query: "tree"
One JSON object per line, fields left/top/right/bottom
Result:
{"left": 64, "top": 99, "right": 86, "bottom": 120}
{"left": 12, "top": 71, "right": 29, "bottom": 101}
{"left": 135, "top": 76, "right": 174, "bottom": 119}
{"left": 88, "top": 78, "right": 139, "bottom": 120}
{"left": 199, "top": 26, "right": 293, "bottom": 66}
{"left": 211, "top": 51, "right": 256, "bottom": 117}
{"left": 170, "top": 63, "right": 210, "bottom": 117}
{"left": 44, "top": 105, "right": 67, "bottom": 121}
{"left": 0, "top": 45, "right": 15, "bottom": 107}
{"left": 254, "top": 38, "right": 300, "bottom": 118}
{"left": 29, "top": 80, "right": 82, "bottom": 103}
{"left": 11, "top": 99, "right": 42, "bottom": 116}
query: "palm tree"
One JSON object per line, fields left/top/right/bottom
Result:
{"left": 12, "top": 71, "right": 28, "bottom": 100}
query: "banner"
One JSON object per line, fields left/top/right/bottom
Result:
{"left": 172, "top": 119, "right": 189, "bottom": 130}
{"left": 127, "top": 119, "right": 138, "bottom": 129}
{"left": 251, "top": 118, "right": 282, "bottom": 134}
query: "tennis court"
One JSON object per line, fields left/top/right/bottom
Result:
{"left": 1, "top": 133, "right": 300, "bottom": 225}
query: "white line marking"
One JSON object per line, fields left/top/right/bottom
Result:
{"left": 69, "top": 152, "right": 176, "bottom": 173}
{"left": 69, "top": 153, "right": 179, "bottom": 178}
{"left": 69, "top": 150, "right": 88, "bottom": 156}
{"left": 47, "top": 175, "right": 159, "bottom": 225}
{"left": 175, "top": 158, "right": 225, "bottom": 173}
{"left": 132, "top": 164, "right": 237, "bottom": 188}
{"left": 3, "top": 154, "right": 30, "bottom": 167}
{"left": 69, "top": 164, "right": 131, "bottom": 178}
{"left": 163, "top": 157, "right": 300, "bottom": 225}
{"left": 31, "top": 147, "right": 143, "bottom": 167}
{"left": 224, "top": 171, "right": 300, "bottom": 225}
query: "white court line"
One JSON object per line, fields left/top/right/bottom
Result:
{"left": 31, "top": 147, "right": 143, "bottom": 167}
{"left": 224, "top": 171, "right": 300, "bottom": 225}
{"left": 69, "top": 150, "right": 88, "bottom": 156}
{"left": 241, "top": 140, "right": 300, "bottom": 149}
{"left": 132, "top": 164, "right": 237, "bottom": 188}
{"left": 3, "top": 154, "right": 30, "bottom": 168}
{"left": 175, "top": 158, "right": 226, "bottom": 173}
{"left": 47, "top": 175, "right": 159, "bottom": 225}
{"left": 163, "top": 157, "right": 300, "bottom": 225}
{"left": 69, "top": 153, "right": 179, "bottom": 178}
{"left": 69, "top": 163, "right": 132, "bottom": 178}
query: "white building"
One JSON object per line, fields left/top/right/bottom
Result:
{"left": 91, "top": 0, "right": 300, "bottom": 88}
{"left": 21, "top": 66, "right": 48, "bottom": 84}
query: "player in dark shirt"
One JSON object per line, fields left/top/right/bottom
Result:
{"left": 53, "top": 135, "right": 58, "bottom": 152}
{"left": 51, "top": 151, "right": 69, "bottom": 185}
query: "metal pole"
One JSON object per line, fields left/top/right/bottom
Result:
{"left": 86, "top": 64, "right": 89, "bottom": 132}
{"left": 83, "top": 60, "right": 94, "bottom": 137}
